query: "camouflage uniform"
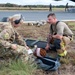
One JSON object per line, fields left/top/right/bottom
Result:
{"left": 0, "top": 22, "right": 30, "bottom": 61}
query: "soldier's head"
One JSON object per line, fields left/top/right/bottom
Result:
{"left": 8, "top": 14, "right": 24, "bottom": 27}
{"left": 47, "top": 13, "right": 57, "bottom": 25}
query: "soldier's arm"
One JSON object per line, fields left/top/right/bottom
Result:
{"left": 0, "top": 28, "right": 12, "bottom": 48}
{"left": 0, "top": 39, "right": 11, "bottom": 48}
{"left": 15, "top": 32, "right": 29, "bottom": 50}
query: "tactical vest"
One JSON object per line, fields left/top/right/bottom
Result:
{"left": 50, "top": 21, "right": 60, "bottom": 35}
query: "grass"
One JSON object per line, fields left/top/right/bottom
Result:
{"left": 14, "top": 20, "right": 75, "bottom": 75}
{"left": 65, "top": 21, "right": 75, "bottom": 31}
{"left": 0, "top": 21, "right": 75, "bottom": 75}
{"left": 60, "top": 51, "right": 75, "bottom": 65}
{"left": 17, "top": 21, "right": 75, "bottom": 40}
{"left": 0, "top": 60, "right": 37, "bottom": 75}
{"left": 0, "top": 7, "right": 65, "bottom": 11}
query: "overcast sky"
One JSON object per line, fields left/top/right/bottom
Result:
{"left": 0, "top": 0, "right": 75, "bottom": 6}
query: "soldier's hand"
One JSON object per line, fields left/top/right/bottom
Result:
{"left": 45, "top": 44, "right": 50, "bottom": 50}
{"left": 11, "top": 44, "right": 17, "bottom": 50}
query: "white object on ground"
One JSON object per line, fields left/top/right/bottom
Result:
{"left": 27, "top": 49, "right": 33, "bottom": 54}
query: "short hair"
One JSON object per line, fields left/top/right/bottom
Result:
{"left": 47, "top": 13, "right": 56, "bottom": 18}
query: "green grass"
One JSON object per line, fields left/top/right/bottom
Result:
{"left": 0, "top": 60, "right": 37, "bottom": 75}
{"left": 60, "top": 51, "right": 75, "bottom": 65}
{"left": 65, "top": 21, "right": 75, "bottom": 31}
{"left": 0, "top": 21, "right": 75, "bottom": 75}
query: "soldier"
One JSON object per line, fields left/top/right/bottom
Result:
{"left": 65, "top": 3, "right": 69, "bottom": 12}
{"left": 45, "top": 13, "right": 73, "bottom": 57}
{"left": 49, "top": 4, "right": 52, "bottom": 11}
{"left": 0, "top": 14, "right": 33, "bottom": 62}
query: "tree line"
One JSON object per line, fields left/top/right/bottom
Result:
{"left": 0, "top": 3, "right": 74, "bottom": 8}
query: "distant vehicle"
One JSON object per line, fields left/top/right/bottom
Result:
{"left": 68, "top": 8, "right": 75, "bottom": 13}
{"left": 1, "top": 17, "right": 8, "bottom": 22}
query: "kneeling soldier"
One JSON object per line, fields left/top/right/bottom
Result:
{"left": 45, "top": 13, "right": 73, "bottom": 57}
{"left": 0, "top": 14, "right": 33, "bottom": 62}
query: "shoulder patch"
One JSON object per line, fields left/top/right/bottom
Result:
{"left": 3, "top": 33, "right": 10, "bottom": 39}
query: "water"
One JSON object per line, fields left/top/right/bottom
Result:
{"left": 0, "top": 10, "right": 75, "bottom": 21}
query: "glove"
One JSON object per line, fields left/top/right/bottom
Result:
{"left": 27, "top": 49, "right": 33, "bottom": 54}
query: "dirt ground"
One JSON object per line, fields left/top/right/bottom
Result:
{"left": 16, "top": 23, "right": 75, "bottom": 75}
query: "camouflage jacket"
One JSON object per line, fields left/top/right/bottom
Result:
{"left": 0, "top": 22, "right": 28, "bottom": 57}
{"left": 0, "top": 22, "right": 28, "bottom": 47}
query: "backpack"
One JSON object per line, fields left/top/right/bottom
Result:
{"left": 36, "top": 56, "right": 60, "bottom": 71}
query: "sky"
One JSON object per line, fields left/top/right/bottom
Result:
{"left": 0, "top": 0, "right": 75, "bottom": 6}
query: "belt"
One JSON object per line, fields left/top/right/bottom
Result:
{"left": 63, "top": 35, "right": 73, "bottom": 41}
{"left": 68, "top": 35, "right": 73, "bottom": 41}
{"left": 63, "top": 34, "right": 72, "bottom": 37}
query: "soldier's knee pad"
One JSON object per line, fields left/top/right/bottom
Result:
{"left": 57, "top": 50, "right": 67, "bottom": 57}
{"left": 57, "top": 41, "right": 67, "bottom": 57}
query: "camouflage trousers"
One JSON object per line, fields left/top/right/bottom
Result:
{"left": 0, "top": 44, "right": 34, "bottom": 62}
